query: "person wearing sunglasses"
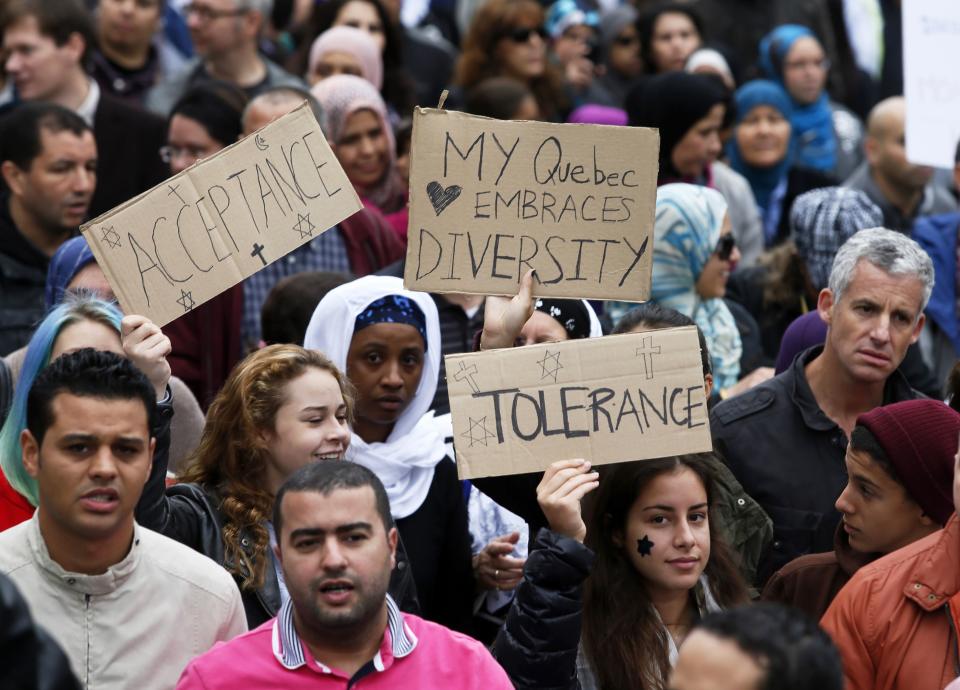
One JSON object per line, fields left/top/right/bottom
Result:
{"left": 651, "top": 184, "right": 772, "bottom": 401}
{"left": 456, "top": 0, "right": 568, "bottom": 122}
{"left": 595, "top": 5, "right": 643, "bottom": 109}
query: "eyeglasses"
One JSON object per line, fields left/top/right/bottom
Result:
{"left": 183, "top": 2, "right": 248, "bottom": 22}
{"left": 715, "top": 234, "right": 736, "bottom": 261}
{"left": 783, "top": 57, "right": 831, "bottom": 72}
{"left": 159, "top": 145, "right": 209, "bottom": 164}
{"left": 507, "top": 26, "right": 548, "bottom": 44}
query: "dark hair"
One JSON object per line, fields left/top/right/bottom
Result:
{"left": 394, "top": 117, "right": 412, "bottom": 157}
{"left": 637, "top": 2, "right": 704, "bottom": 74}
{"left": 612, "top": 302, "right": 711, "bottom": 377}
{"left": 169, "top": 81, "right": 249, "bottom": 148}
{"left": 1, "top": 0, "right": 95, "bottom": 68}
{"left": 26, "top": 348, "right": 157, "bottom": 445}
{"left": 261, "top": 271, "right": 354, "bottom": 346}
{"left": 954, "top": 138, "right": 960, "bottom": 166}
{"left": 464, "top": 77, "right": 535, "bottom": 120}
{"left": 849, "top": 424, "right": 898, "bottom": 483}
{"left": 696, "top": 603, "right": 844, "bottom": 690}
{"left": 289, "top": 0, "right": 413, "bottom": 115}
{"left": 273, "top": 460, "right": 393, "bottom": 539}
{"left": 582, "top": 454, "right": 749, "bottom": 690}
{"left": 0, "top": 102, "right": 91, "bottom": 170}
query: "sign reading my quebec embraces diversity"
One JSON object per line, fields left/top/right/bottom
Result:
{"left": 404, "top": 107, "right": 660, "bottom": 302}
{"left": 447, "top": 327, "right": 712, "bottom": 479}
{"left": 81, "top": 103, "right": 363, "bottom": 327}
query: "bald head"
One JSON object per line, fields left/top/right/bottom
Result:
{"left": 866, "top": 96, "right": 906, "bottom": 141}
{"left": 241, "top": 87, "right": 325, "bottom": 136}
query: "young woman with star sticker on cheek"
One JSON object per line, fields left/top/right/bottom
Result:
{"left": 493, "top": 455, "right": 749, "bottom": 690}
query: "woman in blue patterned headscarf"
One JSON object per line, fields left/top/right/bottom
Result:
{"left": 652, "top": 184, "right": 742, "bottom": 390}
{"left": 758, "top": 25, "right": 863, "bottom": 180}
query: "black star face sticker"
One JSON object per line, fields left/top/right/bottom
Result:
{"left": 100, "top": 225, "right": 121, "bottom": 249}
{"left": 537, "top": 350, "right": 563, "bottom": 382}
{"left": 460, "top": 416, "right": 496, "bottom": 448}
{"left": 292, "top": 212, "right": 316, "bottom": 239}
{"left": 637, "top": 535, "right": 654, "bottom": 557}
{"left": 176, "top": 289, "right": 196, "bottom": 313}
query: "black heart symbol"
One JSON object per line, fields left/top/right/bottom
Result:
{"left": 426, "top": 181, "right": 462, "bottom": 216}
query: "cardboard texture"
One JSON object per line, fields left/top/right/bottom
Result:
{"left": 404, "top": 107, "right": 659, "bottom": 301}
{"left": 904, "top": 0, "right": 960, "bottom": 168}
{"left": 81, "top": 103, "right": 362, "bottom": 326}
{"left": 447, "top": 326, "right": 711, "bottom": 479}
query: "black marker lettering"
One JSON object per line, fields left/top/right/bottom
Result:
{"left": 444, "top": 131, "right": 484, "bottom": 180}
{"left": 415, "top": 228, "right": 442, "bottom": 279}
{"left": 619, "top": 236, "right": 649, "bottom": 287}
{"left": 491, "top": 132, "right": 519, "bottom": 185}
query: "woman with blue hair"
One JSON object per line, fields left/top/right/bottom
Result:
{"left": 727, "top": 80, "right": 834, "bottom": 247}
{"left": 652, "top": 184, "right": 772, "bottom": 398}
{"left": 758, "top": 25, "right": 863, "bottom": 181}
{"left": 0, "top": 294, "right": 173, "bottom": 530}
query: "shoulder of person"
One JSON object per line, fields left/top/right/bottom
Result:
{"left": 710, "top": 378, "right": 781, "bottom": 426}
{"left": 405, "top": 612, "right": 508, "bottom": 668}
{"left": 137, "top": 526, "right": 240, "bottom": 602}
{"left": 0, "top": 521, "right": 32, "bottom": 573}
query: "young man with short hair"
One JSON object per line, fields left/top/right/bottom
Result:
{"left": 763, "top": 398, "right": 960, "bottom": 619}
{"left": 176, "top": 461, "right": 512, "bottom": 689}
{"left": 0, "top": 349, "right": 247, "bottom": 690}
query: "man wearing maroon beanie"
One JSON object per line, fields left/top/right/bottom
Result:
{"left": 821, "top": 400, "right": 960, "bottom": 690}
{"left": 763, "top": 398, "right": 959, "bottom": 621}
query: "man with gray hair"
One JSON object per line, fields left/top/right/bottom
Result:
{"left": 711, "top": 228, "right": 933, "bottom": 585}
{"left": 146, "top": 0, "right": 304, "bottom": 116}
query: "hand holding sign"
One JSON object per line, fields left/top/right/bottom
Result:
{"left": 480, "top": 268, "right": 536, "bottom": 350}
{"left": 404, "top": 108, "right": 659, "bottom": 301}
{"left": 536, "top": 459, "right": 599, "bottom": 543}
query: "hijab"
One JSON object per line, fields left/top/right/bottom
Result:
{"left": 45, "top": 236, "right": 96, "bottom": 310}
{"left": 310, "top": 75, "right": 404, "bottom": 211}
{"left": 303, "top": 276, "right": 445, "bottom": 519}
{"left": 726, "top": 80, "right": 795, "bottom": 213}
{"left": 651, "top": 183, "right": 742, "bottom": 389}
{"left": 625, "top": 72, "right": 728, "bottom": 184}
{"left": 308, "top": 26, "right": 383, "bottom": 91}
{"left": 759, "top": 25, "right": 837, "bottom": 173}
{"left": 533, "top": 298, "right": 604, "bottom": 339}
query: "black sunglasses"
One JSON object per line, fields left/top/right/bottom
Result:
{"left": 508, "top": 26, "right": 548, "bottom": 43}
{"left": 715, "top": 234, "right": 736, "bottom": 261}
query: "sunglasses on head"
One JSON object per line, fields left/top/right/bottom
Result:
{"left": 508, "top": 26, "right": 548, "bottom": 43}
{"left": 715, "top": 234, "right": 736, "bottom": 261}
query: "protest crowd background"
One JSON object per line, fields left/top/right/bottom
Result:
{"left": 3, "top": 0, "right": 960, "bottom": 689}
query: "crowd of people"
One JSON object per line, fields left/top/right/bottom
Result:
{"left": 0, "top": 1, "right": 957, "bottom": 690}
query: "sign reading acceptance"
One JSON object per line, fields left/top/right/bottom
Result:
{"left": 404, "top": 108, "right": 659, "bottom": 301}
{"left": 82, "top": 103, "right": 362, "bottom": 326}
{"left": 447, "top": 327, "right": 711, "bottom": 479}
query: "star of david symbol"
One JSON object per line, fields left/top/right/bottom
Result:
{"left": 176, "top": 289, "right": 196, "bottom": 313}
{"left": 537, "top": 350, "right": 563, "bottom": 383}
{"left": 292, "top": 212, "right": 316, "bottom": 240}
{"left": 460, "top": 416, "right": 496, "bottom": 448}
{"left": 100, "top": 225, "right": 121, "bottom": 249}
{"left": 634, "top": 336, "right": 662, "bottom": 380}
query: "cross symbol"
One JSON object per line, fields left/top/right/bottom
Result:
{"left": 452, "top": 361, "right": 480, "bottom": 394}
{"left": 634, "top": 336, "right": 662, "bottom": 380}
{"left": 250, "top": 243, "right": 267, "bottom": 266}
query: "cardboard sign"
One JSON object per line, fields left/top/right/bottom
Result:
{"left": 905, "top": 0, "right": 960, "bottom": 167}
{"left": 447, "top": 327, "right": 711, "bottom": 479}
{"left": 404, "top": 108, "right": 659, "bottom": 301}
{"left": 81, "top": 103, "right": 362, "bottom": 326}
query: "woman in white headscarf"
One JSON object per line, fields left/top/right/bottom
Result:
{"left": 303, "top": 275, "right": 474, "bottom": 631}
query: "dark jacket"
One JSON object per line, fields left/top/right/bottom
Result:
{"left": 711, "top": 346, "right": 921, "bottom": 585}
{"left": 90, "top": 92, "right": 169, "bottom": 218}
{"left": 913, "top": 212, "right": 960, "bottom": 355}
{"left": 493, "top": 529, "right": 594, "bottom": 690}
{"left": 843, "top": 162, "right": 958, "bottom": 234}
{"left": 772, "top": 166, "right": 836, "bottom": 245}
{"left": 726, "top": 265, "right": 807, "bottom": 366}
{"left": 0, "top": 572, "right": 80, "bottom": 690}
{"left": 760, "top": 523, "right": 875, "bottom": 621}
{"left": 0, "top": 192, "right": 49, "bottom": 356}
{"left": 134, "top": 399, "right": 420, "bottom": 629}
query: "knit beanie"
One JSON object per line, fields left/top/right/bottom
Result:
{"left": 857, "top": 399, "right": 960, "bottom": 525}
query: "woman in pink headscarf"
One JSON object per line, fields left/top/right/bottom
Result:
{"left": 312, "top": 74, "right": 408, "bottom": 241}
{"left": 306, "top": 26, "right": 383, "bottom": 91}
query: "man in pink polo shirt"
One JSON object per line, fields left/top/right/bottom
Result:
{"left": 176, "top": 460, "right": 512, "bottom": 689}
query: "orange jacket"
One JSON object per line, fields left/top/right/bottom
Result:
{"left": 821, "top": 514, "right": 960, "bottom": 690}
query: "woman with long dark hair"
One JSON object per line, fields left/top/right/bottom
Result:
{"left": 495, "top": 454, "right": 749, "bottom": 689}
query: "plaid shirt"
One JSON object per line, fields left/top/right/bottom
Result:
{"left": 242, "top": 226, "right": 351, "bottom": 346}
